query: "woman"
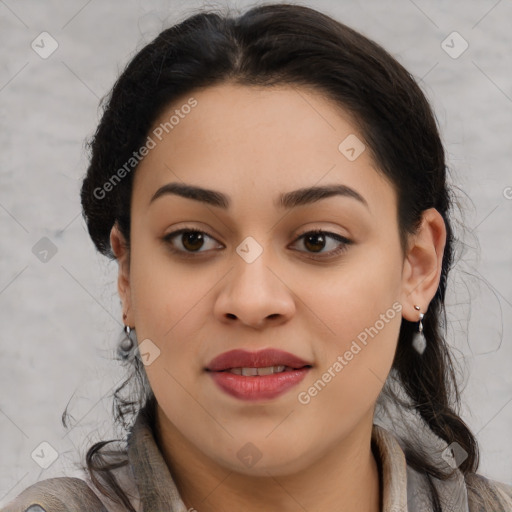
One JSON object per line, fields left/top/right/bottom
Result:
{"left": 3, "top": 3, "right": 511, "bottom": 511}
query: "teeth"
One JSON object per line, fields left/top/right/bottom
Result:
{"left": 228, "top": 365, "right": 288, "bottom": 376}
{"left": 255, "top": 365, "right": 286, "bottom": 376}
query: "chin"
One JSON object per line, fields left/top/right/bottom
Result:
{"left": 211, "top": 444, "right": 313, "bottom": 477}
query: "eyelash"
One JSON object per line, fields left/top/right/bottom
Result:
{"left": 162, "top": 226, "right": 352, "bottom": 260}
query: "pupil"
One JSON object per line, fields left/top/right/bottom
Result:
{"left": 183, "top": 232, "right": 204, "bottom": 251}
{"left": 305, "top": 233, "right": 325, "bottom": 252}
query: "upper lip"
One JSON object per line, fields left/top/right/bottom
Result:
{"left": 205, "top": 348, "right": 313, "bottom": 371}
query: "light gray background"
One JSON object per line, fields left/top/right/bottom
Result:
{"left": 1, "top": 0, "right": 511, "bottom": 506}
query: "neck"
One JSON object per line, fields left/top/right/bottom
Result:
{"left": 155, "top": 407, "right": 381, "bottom": 512}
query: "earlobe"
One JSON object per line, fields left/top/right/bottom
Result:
{"left": 110, "top": 224, "right": 133, "bottom": 325}
{"left": 399, "top": 208, "right": 446, "bottom": 322}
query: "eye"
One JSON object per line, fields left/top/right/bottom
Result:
{"left": 163, "top": 228, "right": 222, "bottom": 255}
{"left": 291, "top": 230, "right": 352, "bottom": 258}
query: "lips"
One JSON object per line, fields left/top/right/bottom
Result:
{"left": 205, "top": 348, "right": 312, "bottom": 372}
{"left": 205, "top": 348, "right": 313, "bottom": 401}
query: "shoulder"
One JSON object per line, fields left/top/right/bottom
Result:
{"left": 465, "top": 472, "right": 512, "bottom": 511}
{"left": 0, "top": 477, "right": 109, "bottom": 512}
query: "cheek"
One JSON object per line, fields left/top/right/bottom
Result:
{"left": 128, "top": 250, "right": 213, "bottom": 425}
{"left": 129, "top": 225, "right": 207, "bottom": 332}
{"left": 289, "top": 242, "right": 403, "bottom": 345}
{"left": 127, "top": 233, "right": 208, "bottom": 380}
{"left": 294, "top": 302, "right": 401, "bottom": 444}
{"left": 131, "top": 267, "right": 212, "bottom": 367}
{"left": 291, "top": 245, "right": 403, "bottom": 409}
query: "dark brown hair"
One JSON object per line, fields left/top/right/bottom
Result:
{"left": 75, "top": 3, "right": 481, "bottom": 511}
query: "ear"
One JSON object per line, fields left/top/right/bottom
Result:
{"left": 399, "top": 208, "right": 447, "bottom": 322}
{"left": 110, "top": 223, "right": 134, "bottom": 327}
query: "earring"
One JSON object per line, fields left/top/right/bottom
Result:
{"left": 412, "top": 305, "right": 427, "bottom": 354}
{"left": 120, "top": 323, "right": 137, "bottom": 353}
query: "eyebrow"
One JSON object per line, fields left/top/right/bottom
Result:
{"left": 150, "top": 182, "right": 369, "bottom": 211}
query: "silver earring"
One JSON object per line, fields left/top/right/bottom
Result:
{"left": 119, "top": 324, "right": 137, "bottom": 355}
{"left": 412, "top": 305, "right": 427, "bottom": 354}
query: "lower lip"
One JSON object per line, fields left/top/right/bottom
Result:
{"left": 207, "top": 368, "right": 310, "bottom": 401}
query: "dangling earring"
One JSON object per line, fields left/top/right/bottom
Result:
{"left": 120, "top": 317, "right": 137, "bottom": 354}
{"left": 412, "top": 305, "right": 427, "bottom": 354}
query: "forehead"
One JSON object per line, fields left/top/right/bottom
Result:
{"left": 133, "top": 82, "right": 396, "bottom": 218}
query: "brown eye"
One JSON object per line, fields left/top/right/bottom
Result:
{"left": 181, "top": 231, "right": 205, "bottom": 251}
{"left": 292, "top": 230, "right": 352, "bottom": 258}
{"left": 163, "top": 228, "right": 222, "bottom": 255}
{"left": 303, "top": 232, "right": 326, "bottom": 253}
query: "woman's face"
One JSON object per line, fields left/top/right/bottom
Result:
{"left": 113, "top": 82, "right": 444, "bottom": 476}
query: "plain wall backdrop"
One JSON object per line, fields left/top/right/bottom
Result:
{"left": 1, "top": 0, "right": 511, "bottom": 506}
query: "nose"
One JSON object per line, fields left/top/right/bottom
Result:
{"left": 214, "top": 246, "right": 296, "bottom": 329}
